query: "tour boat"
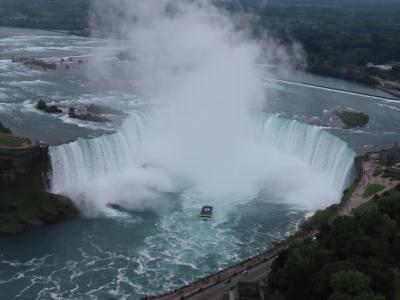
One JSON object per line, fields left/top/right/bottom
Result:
{"left": 200, "top": 205, "right": 213, "bottom": 220}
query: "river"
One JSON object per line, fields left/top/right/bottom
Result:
{"left": 0, "top": 27, "right": 398, "bottom": 300}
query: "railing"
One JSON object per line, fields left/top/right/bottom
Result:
{"left": 141, "top": 230, "right": 317, "bottom": 300}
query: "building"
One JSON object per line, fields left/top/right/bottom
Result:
{"left": 380, "top": 142, "right": 400, "bottom": 166}
{"left": 387, "top": 142, "right": 400, "bottom": 166}
{"left": 378, "top": 143, "right": 400, "bottom": 178}
{"left": 366, "top": 63, "right": 392, "bottom": 71}
{"left": 389, "top": 162, "right": 400, "bottom": 177}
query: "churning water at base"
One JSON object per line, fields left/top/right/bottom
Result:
{"left": 0, "top": 113, "right": 355, "bottom": 299}
{"left": 0, "top": 200, "right": 305, "bottom": 299}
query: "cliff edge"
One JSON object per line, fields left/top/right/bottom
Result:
{"left": 0, "top": 122, "right": 78, "bottom": 234}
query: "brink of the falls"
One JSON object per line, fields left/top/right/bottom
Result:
{"left": 49, "top": 110, "right": 356, "bottom": 215}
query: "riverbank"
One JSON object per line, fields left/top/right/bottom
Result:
{"left": 338, "top": 151, "right": 400, "bottom": 216}
{"left": 0, "top": 122, "right": 78, "bottom": 234}
{"left": 267, "top": 176, "right": 400, "bottom": 299}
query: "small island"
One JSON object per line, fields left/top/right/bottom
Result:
{"left": 69, "top": 107, "right": 110, "bottom": 123}
{"left": 12, "top": 57, "right": 56, "bottom": 70}
{"left": 334, "top": 109, "right": 370, "bottom": 128}
{"left": 35, "top": 99, "right": 62, "bottom": 114}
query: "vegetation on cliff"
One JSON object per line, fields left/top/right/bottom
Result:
{"left": 0, "top": 121, "right": 11, "bottom": 134}
{"left": 0, "top": 174, "right": 78, "bottom": 234}
{"left": 362, "top": 184, "right": 385, "bottom": 198}
{"left": 0, "top": 121, "right": 24, "bottom": 147}
{"left": 0, "top": 124, "right": 78, "bottom": 234}
{"left": 268, "top": 186, "right": 400, "bottom": 300}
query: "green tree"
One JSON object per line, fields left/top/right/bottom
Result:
{"left": 353, "top": 292, "right": 385, "bottom": 300}
{"left": 330, "top": 270, "right": 371, "bottom": 297}
{"left": 328, "top": 292, "right": 352, "bottom": 300}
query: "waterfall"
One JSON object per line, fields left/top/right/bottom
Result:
{"left": 49, "top": 111, "right": 355, "bottom": 211}
{"left": 260, "top": 115, "right": 355, "bottom": 189}
{"left": 50, "top": 112, "right": 148, "bottom": 193}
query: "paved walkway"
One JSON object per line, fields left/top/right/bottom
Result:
{"left": 142, "top": 231, "right": 317, "bottom": 300}
{"left": 338, "top": 152, "right": 400, "bottom": 216}
{"left": 142, "top": 247, "right": 283, "bottom": 300}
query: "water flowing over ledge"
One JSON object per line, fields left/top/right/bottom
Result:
{"left": 49, "top": 111, "right": 355, "bottom": 212}
{"left": 260, "top": 115, "right": 356, "bottom": 189}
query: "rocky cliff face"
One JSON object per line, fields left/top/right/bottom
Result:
{"left": 0, "top": 145, "right": 79, "bottom": 234}
{"left": 0, "top": 145, "right": 49, "bottom": 184}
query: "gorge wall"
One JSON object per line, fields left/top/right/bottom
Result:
{"left": 0, "top": 145, "right": 49, "bottom": 184}
{"left": 0, "top": 145, "right": 78, "bottom": 234}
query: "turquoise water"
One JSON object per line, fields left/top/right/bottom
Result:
{"left": 0, "top": 28, "right": 397, "bottom": 300}
{"left": 0, "top": 197, "right": 305, "bottom": 299}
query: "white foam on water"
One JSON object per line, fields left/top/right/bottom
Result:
{"left": 6, "top": 80, "right": 54, "bottom": 87}
{"left": 58, "top": 114, "right": 116, "bottom": 131}
{"left": 376, "top": 102, "right": 400, "bottom": 111}
{"left": 0, "top": 87, "right": 10, "bottom": 101}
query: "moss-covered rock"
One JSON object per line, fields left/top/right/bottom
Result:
{"left": 0, "top": 176, "right": 78, "bottom": 234}
{"left": 0, "top": 127, "right": 78, "bottom": 234}
{"left": 335, "top": 110, "right": 369, "bottom": 128}
{"left": 69, "top": 107, "right": 110, "bottom": 122}
{"left": 36, "top": 99, "right": 62, "bottom": 114}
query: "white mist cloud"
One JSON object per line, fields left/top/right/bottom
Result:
{"left": 86, "top": 0, "right": 269, "bottom": 200}
{"left": 50, "top": 0, "right": 351, "bottom": 215}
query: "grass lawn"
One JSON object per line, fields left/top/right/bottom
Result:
{"left": 353, "top": 198, "right": 380, "bottom": 215}
{"left": 362, "top": 184, "right": 385, "bottom": 198}
{"left": 354, "top": 188, "right": 400, "bottom": 215}
{"left": 0, "top": 132, "right": 24, "bottom": 147}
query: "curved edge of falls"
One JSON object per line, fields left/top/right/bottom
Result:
{"left": 49, "top": 112, "right": 356, "bottom": 208}
{"left": 260, "top": 115, "right": 356, "bottom": 189}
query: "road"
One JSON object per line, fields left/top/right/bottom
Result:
{"left": 142, "top": 231, "right": 319, "bottom": 300}
{"left": 183, "top": 256, "right": 277, "bottom": 300}
{"left": 143, "top": 246, "right": 284, "bottom": 300}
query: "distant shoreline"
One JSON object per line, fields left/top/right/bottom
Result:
{"left": 266, "top": 77, "right": 400, "bottom": 102}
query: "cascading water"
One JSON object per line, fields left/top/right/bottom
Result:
{"left": 50, "top": 110, "right": 355, "bottom": 214}
{"left": 0, "top": 1, "right": 367, "bottom": 298}
{"left": 261, "top": 115, "right": 355, "bottom": 189}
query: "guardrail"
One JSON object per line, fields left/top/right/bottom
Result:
{"left": 141, "top": 230, "right": 318, "bottom": 300}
